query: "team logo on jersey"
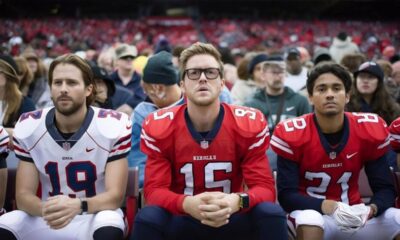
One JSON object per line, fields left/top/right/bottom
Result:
{"left": 329, "top": 151, "right": 337, "bottom": 160}
{"left": 63, "top": 142, "right": 71, "bottom": 151}
{"left": 200, "top": 140, "right": 209, "bottom": 149}
{"left": 346, "top": 152, "right": 358, "bottom": 159}
{"left": 86, "top": 147, "right": 95, "bottom": 152}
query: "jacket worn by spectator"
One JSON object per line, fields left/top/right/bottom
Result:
{"left": 244, "top": 86, "right": 311, "bottom": 132}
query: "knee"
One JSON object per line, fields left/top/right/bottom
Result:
{"left": 252, "top": 202, "right": 286, "bottom": 219}
{"left": 135, "top": 206, "right": 170, "bottom": 228}
{"left": 93, "top": 210, "right": 125, "bottom": 231}
{"left": 294, "top": 210, "right": 324, "bottom": 229}
{"left": 382, "top": 208, "right": 400, "bottom": 226}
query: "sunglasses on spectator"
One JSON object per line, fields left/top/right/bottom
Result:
{"left": 120, "top": 56, "right": 134, "bottom": 61}
{"left": 184, "top": 68, "right": 221, "bottom": 80}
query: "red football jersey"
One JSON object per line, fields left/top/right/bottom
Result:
{"left": 141, "top": 103, "right": 275, "bottom": 214}
{"left": 271, "top": 112, "right": 389, "bottom": 205}
{"left": 389, "top": 117, "right": 400, "bottom": 151}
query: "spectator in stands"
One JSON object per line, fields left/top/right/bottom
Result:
{"left": 271, "top": 62, "right": 400, "bottom": 240}
{"left": 244, "top": 55, "right": 311, "bottom": 170}
{"left": 0, "top": 126, "right": 9, "bottom": 217}
{"left": 131, "top": 43, "right": 288, "bottom": 240}
{"left": 346, "top": 61, "right": 400, "bottom": 125}
{"left": 110, "top": 44, "right": 146, "bottom": 115}
{"left": 340, "top": 53, "right": 367, "bottom": 74}
{"left": 391, "top": 61, "right": 400, "bottom": 103}
{"left": 313, "top": 47, "right": 332, "bottom": 66}
{"left": 14, "top": 56, "right": 34, "bottom": 97}
{"left": 91, "top": 65, "right": 116, "bottom": 109}
{"left": 347, "top": 61, "right": 400, "bottom": 169}
{"left": 172, "top": 46, "right": 185, "bottom": 68}
{"left": 329, "top": 32, "right": 360, "bottom": 64}
{"left": 285, "top": 48, "right": 308, "bottom": 92}
{"left": 22, "top": 48, "right": 53, "bottom": 109}
{"left": 377, "top": 59, "right": 398, "bottom": 100}
{"left": 127, "top": 51, "right": 182, "bottom": 187}
{"left": 0, "top": 56, "right": 35, "bottom": 129}
{"left": 97, "top": 47, "right": 116, "bottom": 74}
{"left": 231, "top": 53, "right": 267, "bottom": 105}
{"left": 0, "top": 54, "right": 131, "bottom": 240}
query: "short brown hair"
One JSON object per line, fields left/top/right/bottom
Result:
{"left": 48, "top": 54, "right": 96, "bottom": 107}
{"left": 179, "top": 42, "right": 224, "bottom": 81}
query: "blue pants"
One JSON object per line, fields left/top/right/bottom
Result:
{"left": 131, "top": 202, "right": 288, "bottom": 240}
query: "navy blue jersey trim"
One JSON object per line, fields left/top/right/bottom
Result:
{"left": 184, "top": 104, "right": 225, "bottom": 147}
{"left": 46, "top": 107, "right": 94, "bottom": 150}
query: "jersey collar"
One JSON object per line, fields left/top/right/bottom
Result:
{"left": 184, "top": 104, "right": 225, "bottom": 149}
{"left": 46, "top": 107, "right": 94, "bottom": 150}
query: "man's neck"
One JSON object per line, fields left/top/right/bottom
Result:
{"left": 55, "top": 106, "right": 88, "bottom": 133}
{"left": 265, "top": 87, "right": 284, "bottom": 96}
{"left": 187, "top": 101, "right": 220, "bottom": 132}
{"left": 315, "top": 112, "right": 345, "bottom": 134}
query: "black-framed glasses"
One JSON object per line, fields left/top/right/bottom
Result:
{"left": 184, "top": 68, "right": 221, "bottom": 80}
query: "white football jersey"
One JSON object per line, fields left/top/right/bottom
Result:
{"left": 13, "top": 107, "right": 131, "bottom": 200}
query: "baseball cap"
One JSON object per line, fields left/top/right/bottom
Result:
{"left": 91, "top": 65, "right": 116, "bottom": 96}
{"left": 285, "top": 47, "right": 301, "bottom": 60}
{"left": 354, "top": 61, "right": 384, "bottom": 82}
{"left": 115, "top": 44, "right": 137, "bottom": 59}
{"left": 263, "top": 55, "right": 286, "bottom": 69}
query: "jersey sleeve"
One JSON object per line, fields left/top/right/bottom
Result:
{"left": 229, "top": 104, "right": 276, "bottom": 205}
{"left": 351, "top": 113, "right": 390, "bottom": 160}
{"left": 0, "top": 127, "right": 9, "bottom": 155}
{"left": 105, "top": 110, "right": 132, "bottom": 161}
{"left": 389, "top": 117, "right": 400, "bottom": 152}
{"left": 13, "top": 109, "right": 46, "bottom": 162}
{"left": 0, "top": 127, "right": 9, "bottom": 168}
{"left": 141, "top": 107, "right": 187, "bottom": 215}
{"left": 270, "top": 115, "right": 309, "bottom": 161}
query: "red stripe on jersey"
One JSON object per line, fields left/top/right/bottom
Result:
{"left": 111, "top": 141, "right": 131, "bottom": 153}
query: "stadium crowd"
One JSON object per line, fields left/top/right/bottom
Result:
{"left": 0, "top": 17, "right": 399, "bottom": 239}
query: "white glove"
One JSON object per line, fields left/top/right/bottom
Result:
{"left": 331, "top": 202, "right": 370, "bottom": 233}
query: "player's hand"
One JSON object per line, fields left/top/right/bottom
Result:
{"left": 182, "top": 192, "right": 224, "bottom": 223}
{"left": 42, "top": 195, "right": 81, "bottom": 229}
{"left": 321, "top": 199, "right": 338, "bottom": 215}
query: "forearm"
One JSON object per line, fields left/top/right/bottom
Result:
{"left": 16, "top": 192, "right": 43, "bottom": 216}
{"left": 145, "top": 188, "right": 186, "bottom": 214}
{"left": 85, "top": 189, "right": 125, "bottom": 214}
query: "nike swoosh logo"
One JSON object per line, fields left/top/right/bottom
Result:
{"left": 86, "top": 147, "right": 94, "bottom": 152}
{"left": 145, "top": 120, "right": 150, "bottom": 125}
{"left": 346, "top": 152, "right": 358, "bottom": 159}
{"left": 286, "top": 106, "right": 295, "bottom": 111}
{"left": 394, "top": 123, "right": 400, "bottom": 128}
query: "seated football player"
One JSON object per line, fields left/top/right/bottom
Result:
{"left": 271, "top": 62, "right": 400, "bottom": 240}
{"left": 0, "top": 54, "right": 131, "bottom": 240}
{"left": 131, "top": 42, "right": 288, "bottom": 240}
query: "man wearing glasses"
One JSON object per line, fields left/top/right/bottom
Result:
{"left": 131, "top": 43, "right": 288, "bottom": 240}
{"left": 244, "top": 55, "right": 311, "bottom": 170}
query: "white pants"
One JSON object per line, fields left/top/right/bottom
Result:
{"left": 288, "top": 208, "right": 400, "bottom": 240}
{"left": 0, "top": 209, "right": 125, "bottom": 240}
